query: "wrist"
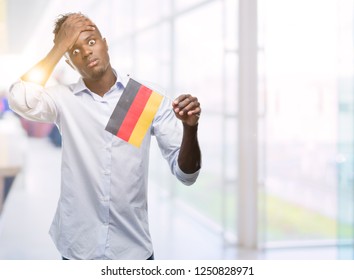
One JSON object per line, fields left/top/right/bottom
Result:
{"left": 183, "top": 122, "right": 199, "bottom": 131}
{"left": 51, "top": 43, "right": 68, "bottom": 58}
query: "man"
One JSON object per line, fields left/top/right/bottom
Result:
{"left": 8, "top": 13, "right": 201, "bottom": 260}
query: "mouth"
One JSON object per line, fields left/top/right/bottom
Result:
{"left": 87, "top": 58, "right": 99, "bottom": 68}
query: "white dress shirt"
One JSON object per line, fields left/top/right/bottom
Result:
{"left": 8, "top": 72, "right": 199, "bottom": 259}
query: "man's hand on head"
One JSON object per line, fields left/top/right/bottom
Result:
{"left": 53, "top": 13, "right": 96, "bottom": 53}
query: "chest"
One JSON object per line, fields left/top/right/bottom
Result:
{"left": 59, "top": 93, "right": 119, "bottom": 129}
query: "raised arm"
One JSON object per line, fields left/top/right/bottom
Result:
{"left": 172, "top": 94, "right": 202, "bottom": 174}
{"left": 21, "top": 13, "right": 95, "bottom": 86}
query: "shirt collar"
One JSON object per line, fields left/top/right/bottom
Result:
{"left": 72, "top": 69, "right": 126, "bottom": 95}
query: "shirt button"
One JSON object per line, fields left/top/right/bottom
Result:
{"left": 103, "top": 170, "right": 110, "bottom": 175}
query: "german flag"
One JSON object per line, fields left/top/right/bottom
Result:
{"left": 105, "top": 78, "right": 164, "bottom": 147}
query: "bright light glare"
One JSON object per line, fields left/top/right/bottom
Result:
{"left": 26, "top": 68, "right": 46, "bottom": 84}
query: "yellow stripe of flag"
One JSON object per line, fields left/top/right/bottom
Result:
{"left": 128, "top": 91, "right": 163, "bottom": 147}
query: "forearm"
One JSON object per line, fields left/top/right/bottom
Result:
{"left": 177, "top": 123, "right": 201, "bottom": 174}
{"left": 21, "top": 45, "right": 66, "bottom": 86}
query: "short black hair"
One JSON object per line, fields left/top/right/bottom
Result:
{"left": 53, "top": 12, "right": 101, "bottom": 40}
{"left": 53, "top": 13, "right": 76, "bottom": 38}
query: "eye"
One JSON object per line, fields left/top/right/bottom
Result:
{"left": 88, "top": 39, "right": 96, "bottom": 46}
{"left": 72, "top": 49, "right": 80, "bottom": 56}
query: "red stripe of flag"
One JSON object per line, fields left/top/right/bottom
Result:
{"left": 116, "top": 85, "right": 152, "bottom": 141}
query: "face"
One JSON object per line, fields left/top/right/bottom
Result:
{"left": 66, "top": 29, "right": 110, "bottom": 81}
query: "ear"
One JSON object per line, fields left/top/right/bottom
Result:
{"left": 103, "top": 37, "right": 108, "bottom": 51}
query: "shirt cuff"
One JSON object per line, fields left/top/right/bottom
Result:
{"left": 175, "top": 163, "right": 200, "bottom": 186}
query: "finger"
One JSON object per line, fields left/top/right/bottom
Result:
{"left": 173, "top": 94, "right": 190, "bottom": 107}
{"left": 66, "top": 14, "right": 95, "bottom": 30}
{"left": 182, "top": 107, "right": 201, "bottom": 118}
{"left": 75, "top": 19, "right": 96, "bottom": 31}
{"left": 174, "top": 95, "right": 197, "bottom": 109}
{"left": 179, "top": 96, "right": 196, "bottom": 108}
{"left": 176, "top": 97, "right": 199, "bottom": 114}
{"left": 186, "top": 106, "right": 201, "bottom": 116}
{"left": 178, "top": 101, "right": 200, "bottom": 116}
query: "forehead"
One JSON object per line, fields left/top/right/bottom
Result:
{"left": 71, "top": 29, "right": 101, "bottom": 48}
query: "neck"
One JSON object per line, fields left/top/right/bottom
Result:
{"left": 84, "top": 67, "right": 116, "bottom": 97}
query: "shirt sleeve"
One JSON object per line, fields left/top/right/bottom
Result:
{"left": 8, "top": 80, "right": 58, "bottom": 123}
{"left": 174, "top": 162, "right": 200, "bottom": 186}
{"left": 152, "top": 96, "right": 200, "bottom": 186}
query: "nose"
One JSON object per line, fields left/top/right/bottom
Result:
{"left": 81, "top": 45, "right": 92, "bottom": 58}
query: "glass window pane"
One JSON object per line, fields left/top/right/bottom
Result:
{"left": 135, "top": 24, "right": 171, "bottom": 91}
{"left": 225, "top": 53, "right": 238, "bottom": 115}
{"left": 337, "top": 0, "right": 354, "bottom": 259}
{"left": 175, "top": 2, "right": 223, "bottom": 113}
{"left": 104, "top": 0, "right": 134, "bottom": 38}
{"left": 175, "top": 0, "right": 206, "bottom": 12}
{"left": 110, "top": 38, "right": 134, "bottom": 76}
{"left": 260, "top": 0, "right": 342, "bottom": 246}
{"left": 135, "top": 0, "right": 170, "bottom": 29}
{"left": 174, "top": 0, "right": 238, "bottom": 242}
